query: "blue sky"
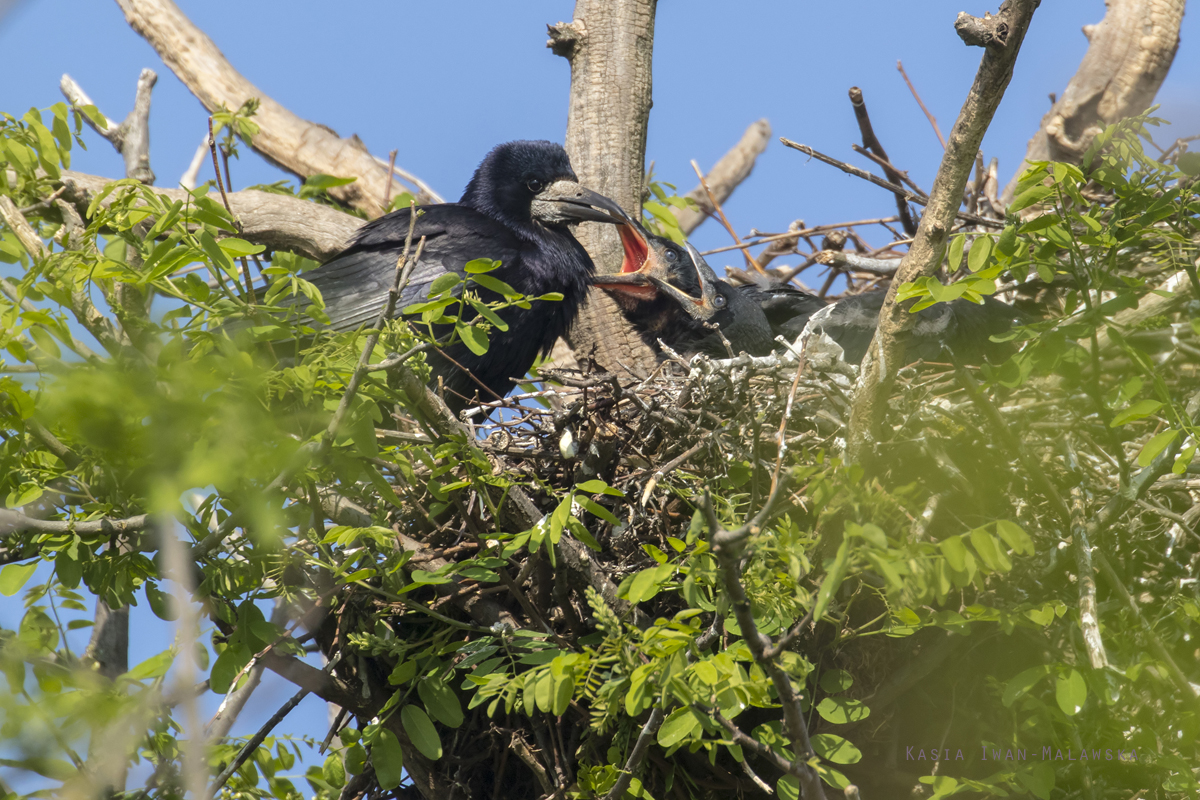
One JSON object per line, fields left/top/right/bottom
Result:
{"left": 1, "top": 0, "right": 1198, "bottom": 791}
{"left": 3, "top": 1, "right": 1198, "bottom": 268}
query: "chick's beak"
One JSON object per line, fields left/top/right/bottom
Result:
{"left": 591, "top": 219, "right": 670, "bottom": 302}
{"left": 531, "top": 180, "right": 628, "bottom": 225}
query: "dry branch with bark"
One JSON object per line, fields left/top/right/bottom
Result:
{"left": 114, "top": 0, "right": 439, "bottom": 215}
{"left": 1003, "top": 0, "right": 1185, "bottom": 200}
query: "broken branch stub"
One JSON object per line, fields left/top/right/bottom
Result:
{"left": 115, "top": 0, "right": 438, "bottom": 215}
{"left": 673, "top": 118, "right": 772, "bottom": 236}
{"left": 1002, "top": 0, "right": 1184, "bottom": 202}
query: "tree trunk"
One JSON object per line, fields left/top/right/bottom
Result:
{"left": 550, "top": 0, "right": 660, "bottom": 378}
{"left": 1002, "top": 0, "right": 1184, "bottom": 202}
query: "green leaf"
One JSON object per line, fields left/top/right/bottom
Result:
{"left": 146, "top": 583, "right": 179, "bottom": 621}
{"left": 946, "top": 233, "right": 965, "bottom": 272}
{"left": 938, "top": 535, "right": 969, "bottom": 572}
{"left": 622, "top": 563, "right": 673, "bottom": 604}
{"left": 819, "top": 669, "right": 853, "bottom": 693}
{"left": 657, "top": 707, "right": 701, "bottom": 748}
{"left": 28, "top": 327, "right": 60, "bottom": 360}
{"left": 428, "top": 272, "right": 461, "bottom": 296}
{"left": 995, "top": 224, "right": 1018, "bottom": 256}
{"left": 1137, "top": 428, "right": 1180, "bottom": 467}
{"left": 127, "top": 649, "right": 174, "bottom": 680}
{"left": 1111, "top": 399, "right": 1163, "bottom": 427}
{"left": 401, "top": 704, "right": 442, "bottom": 760}
{"left": 813, "top": 539, "right": 849, "bottom": 622}
{"left": 777, "top": 775, "right": 800, "bottom": 800}
{"left": 418, "top": 678, "right": 464, "bottom": 728}
{"left": 79, "top": 104, "right": 109, "bottom": 131}
{"left": 466, "top": 298, "right": 510, "bottom": 331}
{"left": 994, "top": 520, "right": 1034, "bottom": 556}
{"left": 409, "top": 569, "right": 452, "bottom": 586}
{"left": 1007, "top": 183, "right": 1054, "bottom": 213}
{"left": 811, "top": 733, "right": 862, "bottom": 764}
{"left": 968, "top": 528, "right": 1010, "bottom": 572}
{"left": 552, "top": 672, "right": 573, "bottom": 716}
{"left": 1019, "top": 215, "right": 1060, "bottom": 233}
{"left": 218, "top": 237, "right": 266, "bottom": 257}
{"left": 304, "top": 174, "right": 357, "bottom": 190}
{"left": 0, "top": 563, "right": 37, "bottom": 596}
{"left": 470, "top": 273, "right": 518, "bottom": 296}
{"left": 1055, "top": 669, "right": 1087, "bottom": 715}
{"left": 463, "top": 258, "right": 499, "bottom": 274}
{"left": 1177, "top": 151, "right": 1200, "bottom": 176}
{"left": 966, "top": 236, "right": 993, "bottom": 273}
{"left": 372, "top": 729, "right": 405, "bottom": 790}
{"left": 389, "top": 660, "right": 418, "bottom": 685}
{"left": 816, "top": 697, "right": 870, "bottom": 724}
{"left": 1015, "top": 762, "right": 1055, "bottom": 800}
{"left": 577, "top": 496, "right": 619, "bottom": 525}
{"left": 1173, "top": 443, "right": 1196, "bottom": 475}
{"left": 198, "top": 230, "right": 234, "bottom": 277}
{"left": 575, "top": 479, "right": 623, "bottom": 497}
{"left": 1002, "top": 665, "right": 1052, "bottom": 707}
{"left": 458, "top": 325, "right": 490, "bottom": 356}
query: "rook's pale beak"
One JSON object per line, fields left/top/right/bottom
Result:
{"left": 531, "top": 180, "right": 628, "bottom": 225}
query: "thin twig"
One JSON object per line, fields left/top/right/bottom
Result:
{"left": 690, "top": 159, "right": 761, "bottom": 273}
{"left": 849, "top": 86, "right": 919, "bottom": 235}
{"left": 898, "top": 60, "right": 947, "bottom": 149}
{"left": 851, "top": 144, "right": 928, "bottom": 197}
{"left": 780, "top": 139, "right": 1002, "bottom": 229}
{"left": 383, "top": 149, "right": 397, "bottom": 209}
{"left": 207, "top": 117, "right": 234, "bottom": 225}
{"left": 700, "top": 217, "right": 902, "bottom": 256}
{"left": 208, "top": 683, "right": 313, "bottom": 796}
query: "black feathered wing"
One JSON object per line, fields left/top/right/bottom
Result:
{"left": 300, "top": 204, "right": 523, "bottom": 332}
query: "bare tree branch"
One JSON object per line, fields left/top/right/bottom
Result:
{"left": 1003, "top": 0, "right": 1185, "bottom": 202}
{"left": 179, "top": 135, "right": 209, "bottom": 191}
{"left": 0, "top": 509, "right": 151, "bottom": 539}
{"left": 673, "top": 119, "right": 772, "bottom": 235}
{"left": 61, "top": 69, "right": 158, "bottom": 185}
{"left": 846, "top": 0, "right": 1038, "bottom": 463}
{"left": 114, "top": 0, "right": 438, "bottom": 214}
{"left": 47, "top": 169, "right": 359, "bottom": 262}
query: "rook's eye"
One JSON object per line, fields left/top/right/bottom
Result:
{"left": 526, "top": 178, "right": 544, "bottom": 193}
{"left": 713, "top": 294, "right": 727, "bottom": 308}
{"left": 665, "top": 249, "right": 678, "bottom": 263}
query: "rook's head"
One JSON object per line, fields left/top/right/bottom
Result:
{"left": 460, "top": 140, "right": 625, "bottom": 231}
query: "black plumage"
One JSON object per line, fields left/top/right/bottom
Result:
{"left": 737, "top": 283, "right": 1022, "bottom": 365}
{"left": 297, "top": 140, "right": 624, "bottom": 411}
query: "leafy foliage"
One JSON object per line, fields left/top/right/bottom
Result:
{"left": 2, "top": 102, "right": 1199, "bottom": 800}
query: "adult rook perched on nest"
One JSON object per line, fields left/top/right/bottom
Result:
{"left": 297, "top": 140, "right": 626, "bottom": 411}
